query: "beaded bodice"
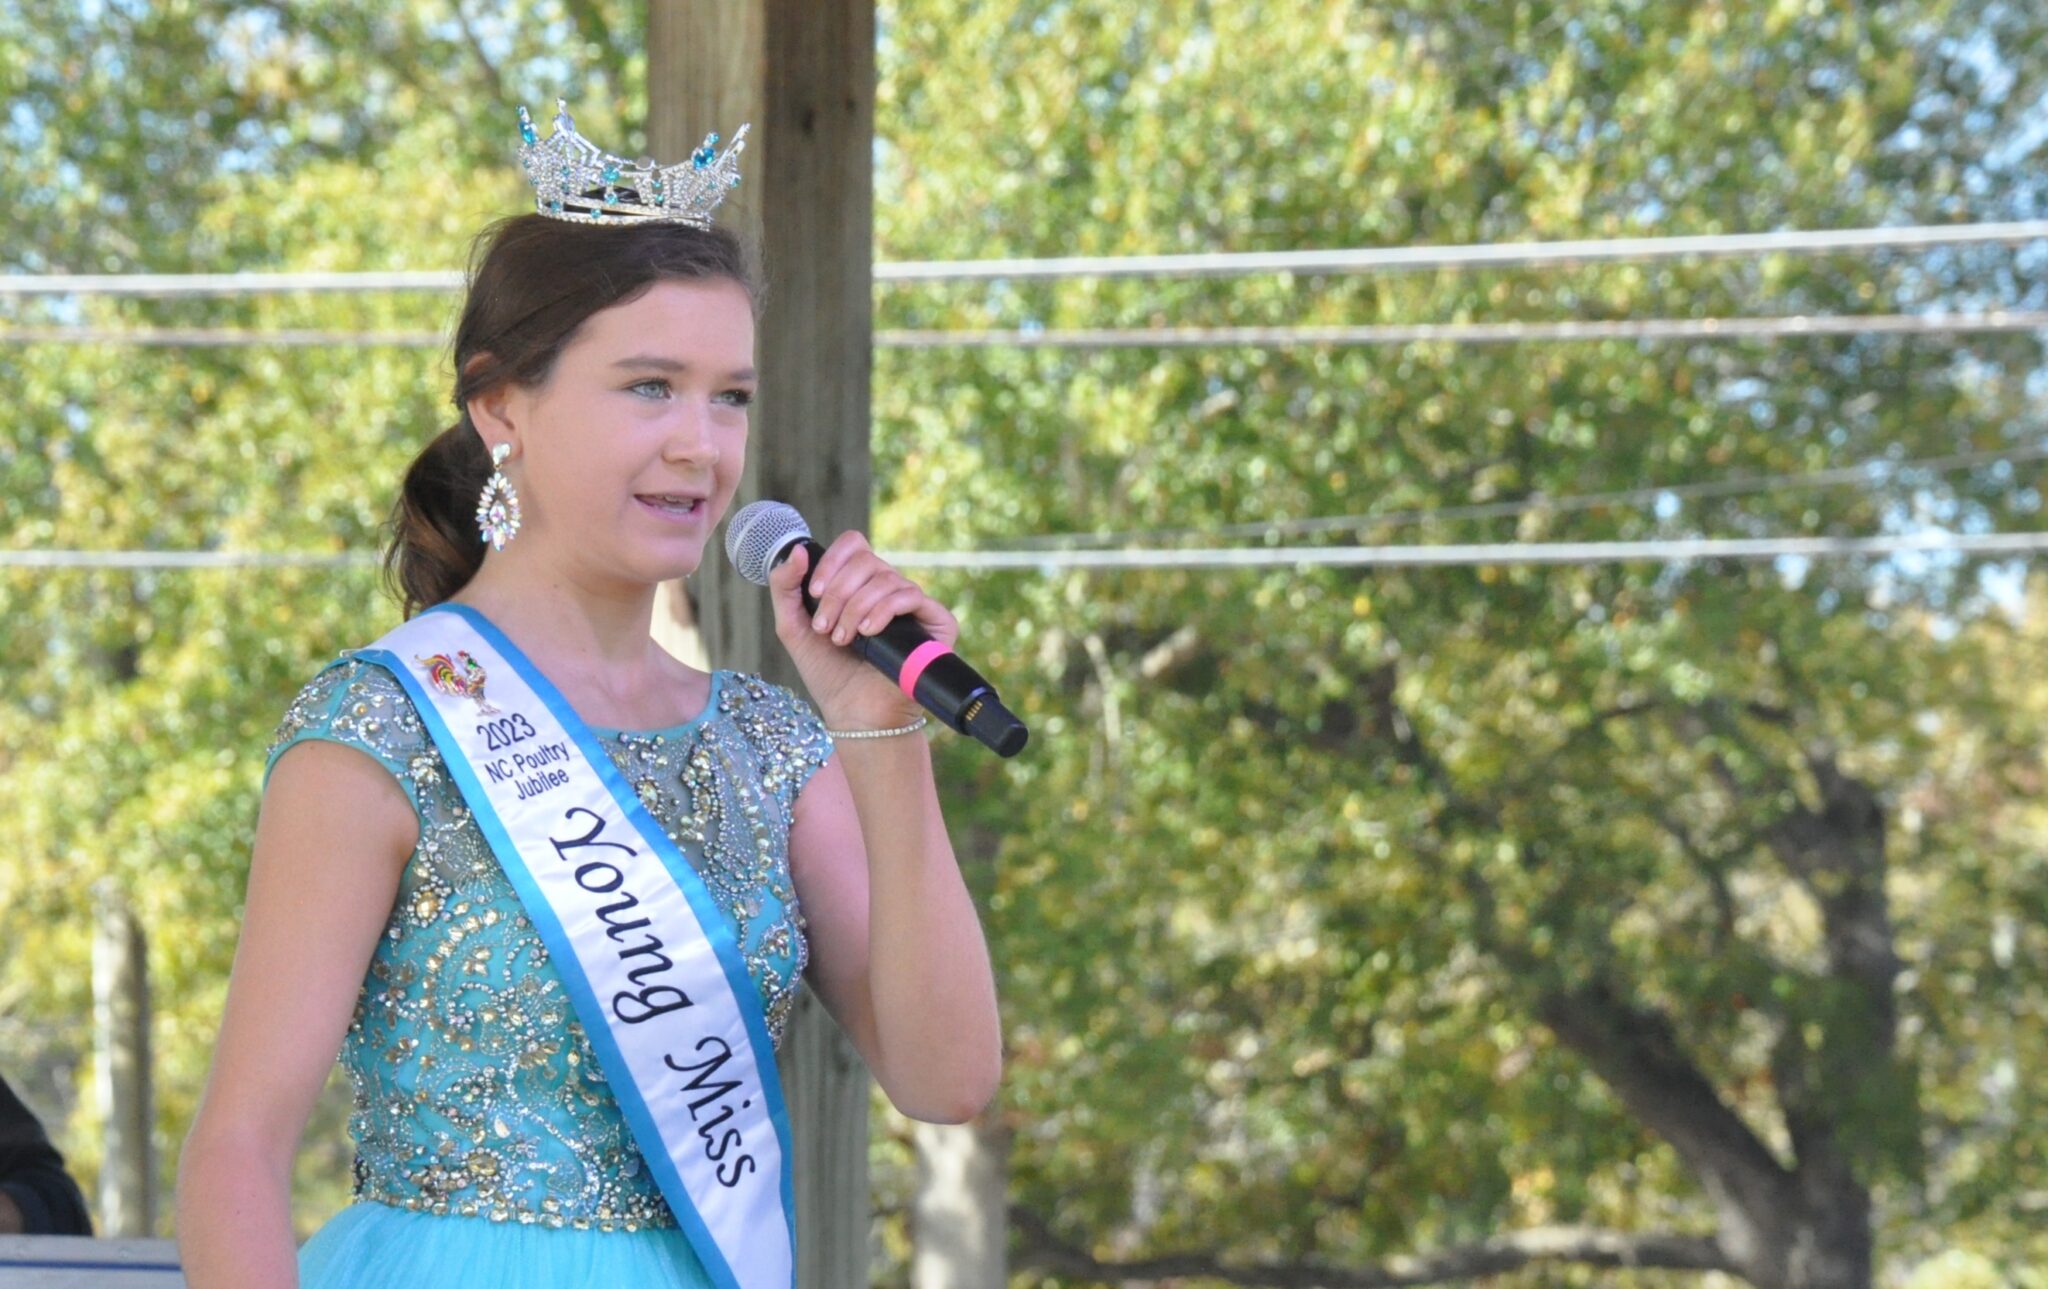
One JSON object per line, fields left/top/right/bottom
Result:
{"left": 266, "top": 659, "right": 833, "bottom": 1231}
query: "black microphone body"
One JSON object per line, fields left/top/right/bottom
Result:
{"left": 779, "top": 537, "right": 1029, "bottom": 758}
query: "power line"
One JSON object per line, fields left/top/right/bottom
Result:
{"left": 10, "top": 446, "right": 2032, "bottom": 570}
{"left": 1007, "top": 445, "right": 2048, "bottom": 549}
{"left": 877, "top": 220, "right": 2048, "bottom": 282}
{"left": 17, "top": 439, "right": 2044, "bottom": 569}
{"left": 10, "top": 311, "right": 2048, "bottom": 352}
{"left": 875, "top": 312, "right": 2048, "bottom": 349}
{"left": 9, "top": 531, "right": 2043, "bottom": 572}
{"left": 5, "top": 220, "right": 2045, "bottom": 297}
{"left": 0, "top": 271, "right": 461, "bottom": 298}
{"left": 0, "top": 325, "right": 446, "bottom": 348}
{"left": 888, "top": 531, "right": 2048, "bottom": 570}
{"left": 0, "top": 551, "right": 378, "bottom": 569}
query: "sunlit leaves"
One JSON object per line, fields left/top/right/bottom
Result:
{"left": 872, "top": 0, "right": 2048, "bottom": 1279}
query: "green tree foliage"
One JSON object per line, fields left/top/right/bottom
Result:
{"left": 2, "top": 0, "right": 2044, "bottom": 1283}
{"left": 869, "top": 1, "right": 2047, "bottom": 1285}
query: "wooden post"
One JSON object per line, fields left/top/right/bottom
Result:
{"left": 648, "top": 3, "right": 878, "bottom": 1285}
{"left": 649, "top": 579, "right": 708, "bottom": 671}
{"left": 912, "top": 1117, "right": 1010, "bottom": 1289}
{"left": 92, "top": 882, "right": 154, "bottom": 1236}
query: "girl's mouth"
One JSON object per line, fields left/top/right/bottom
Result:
{"left": 636, "top": 494, "right": 706, "bottom": 521}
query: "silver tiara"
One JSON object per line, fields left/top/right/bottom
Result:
{"left": 517, "top": 99, "right": 748, "bottom": 227}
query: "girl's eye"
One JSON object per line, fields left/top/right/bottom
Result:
{"left": 630, "top": 380, "right": 750, "bottom": 407}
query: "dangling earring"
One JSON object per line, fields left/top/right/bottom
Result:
{"left": 477, "top": 442, "right": 522, "bottom": 551}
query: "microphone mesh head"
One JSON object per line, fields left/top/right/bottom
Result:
{"left": 724, "top": 500, "right": 811, "bottom": 585}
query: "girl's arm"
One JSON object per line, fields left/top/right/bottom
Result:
{"left": 175, "top": 740, "right": 416, "bottom": 1288}
{"left": 788, "top": 742, "right": 1002, "bottom": 1124}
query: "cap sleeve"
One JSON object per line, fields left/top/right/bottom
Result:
{"left": 726, "top": 673, "right": 836, "bottom": 818}
{"left": 264, "top": 658, "right": 433, "bottom": 821}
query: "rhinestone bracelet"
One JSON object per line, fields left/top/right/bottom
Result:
{"left": 824, "top": 714, "right": 930, "bottom": 740}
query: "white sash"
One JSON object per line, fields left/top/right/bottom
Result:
{"left": 349, "top": 603, "right": 796, "bottom": 1289}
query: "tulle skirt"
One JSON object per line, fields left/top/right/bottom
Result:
{"left": 298, "top": 1200, "right": 714, "bottom": 1288}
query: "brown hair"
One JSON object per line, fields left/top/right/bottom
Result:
{"left": 384, "top": 214, "right": 760, "bottom": 617}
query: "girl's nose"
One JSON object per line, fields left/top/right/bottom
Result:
{"left": 665, "top": 403, "right": 719, "bottom": 463}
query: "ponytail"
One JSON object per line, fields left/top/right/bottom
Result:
{"left": 384, "top": 420, "right": 491, "bottom": 618}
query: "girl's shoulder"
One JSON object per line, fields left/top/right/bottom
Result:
{"left": 710, "top": 670, "right": 837, "bottom": 808}
{"left": 264, "top": 655, "right": 433, "bottom": 803}
{"left": 713, "top": 668, "right": 827, "bottom": 736}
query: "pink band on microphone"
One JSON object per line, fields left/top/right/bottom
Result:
{"left": 898, "top": 640, "right": 954, "bottom": 699}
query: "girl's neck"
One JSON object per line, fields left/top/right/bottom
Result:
{"left": 447, "top": 555, "right": 680, "bottom": 706}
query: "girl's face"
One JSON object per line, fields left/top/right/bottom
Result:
{"left": 482, "top": 277, "right": 756, "bottom": 589}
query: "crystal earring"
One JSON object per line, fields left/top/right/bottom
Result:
{"left": 476, "top": 442, "right": 522, "bottom": 551}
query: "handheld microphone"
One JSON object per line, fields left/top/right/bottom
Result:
{"left": 724, "top": 501, "right": 1029, "bottom": 758}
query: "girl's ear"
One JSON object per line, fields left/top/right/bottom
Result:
{"left": 467, "top": 384, "right": 518, "bottom": 441}
{"left": 462, "top": 353, "right": 520, "bottom": 443}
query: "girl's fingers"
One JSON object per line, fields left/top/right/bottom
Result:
{"left": 852, "top": 587, "right": 929, "bottom": 636}
{"left": 832, "top": 578, "right": 911, "bottom": 644}
{"left": 806, "top": 530, "right": 872, "bottom": 604}
{"left": 810, "top": 566, "right": 874, "bottom": 637}
{"left": 801, "top": 534, "right": 935, "bottom": 644}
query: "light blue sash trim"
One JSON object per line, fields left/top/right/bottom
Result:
{"left": 347, "top": 602, "right": 797, "bottom": 1287}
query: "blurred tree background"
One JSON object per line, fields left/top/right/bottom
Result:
{"left": 1, "top": 0, "right": 2043, "bottom": 1286}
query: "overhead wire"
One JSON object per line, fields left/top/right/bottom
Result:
{"left": 7, "top": 311, "right": 2048, "bottom": 351}
{"left": 4, "top": 219, "right": 2044, "bottom": 296}
{"left": 5, "top": 220, "right": 2042, "bottom": 573}
{"left": 8, "top": 530, "right": 2045, "bottom": 572}
{"left": 1004, "top": 444, "right": 2048, "bottom": 549}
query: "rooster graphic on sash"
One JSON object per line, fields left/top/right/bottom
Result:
{"left": 414, "top": 650, "right": 501, "bottom": 715}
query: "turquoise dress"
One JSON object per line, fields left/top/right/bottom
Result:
{"left": 264, "top": 658, "right": 835, "bottom": 1288}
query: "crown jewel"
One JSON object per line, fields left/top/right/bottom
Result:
{"left": 517, "top": 99, "right": 748, "bottom": 227}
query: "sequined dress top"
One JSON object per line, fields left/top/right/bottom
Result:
{"left": 267, "top": 659, "right": 834, "bottom": 1233}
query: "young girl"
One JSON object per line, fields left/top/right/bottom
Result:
{"left": 175, "top": 106, "right": 1002, "bottom": 1288}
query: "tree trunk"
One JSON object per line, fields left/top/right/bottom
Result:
{"left": 1534, "top": 736, "right": 1894, "bottom": 1289}
{"left": 92, "top": 884, "right": 153, "bottom": 1237}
